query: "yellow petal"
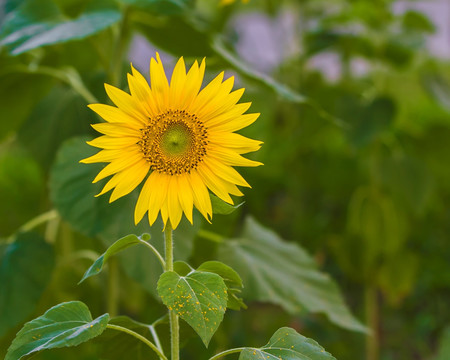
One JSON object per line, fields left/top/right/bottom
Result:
{"left": 109, "top": 162, "right": 150, "bottom": 202}
{"left": 188, "top": 171, "right": 212, "bottom": 222}
{"left": 188, "top": 71, "right": 224, "bottom": 114}
{"left": 203, "top": 157, "right": 250, "bottom": 187}
{"left": 210, "top": 112, "right": 259, "bottom": 132}
{"left": 87, "top": 135, "right": 140, "bottom": 149}
{"left": 148, "top": 172, "right": 169, "bottom": 226}
{"left": 88, "top": 104, "right": 143, "bottom": 127}
{"left": 160, "top": 201, "right": 169, "bottom": 229}
{"left": 207, "top": 132, "right": 262, "bottom": 154}
{"left": 198, "top": 87, "right": 244, "bottom": 122}
{"left": 150, "top": 53, "right": 170, "bottom": 112}
{"left": 80, "top": 149, "right": 125, "bottom": 164}
{"left": 92, "top": 150, "right": 143, "bottom": 182}
{"left": 105, "top": 84, "right": 148, "bottom": 124}
{"left": 91, "top": 123, "right": 140, "bottom": 137}
{"left": 169, "top": 57, "right": 187, "bottom": 105}
{"left": 127, "top": 66, "right": 158, "bottom": 117}
{"left": 197, "top": 164, "right": 234, "bottom": 204}
{"left": 167, "top": 177, "right": 182, "bottom": 229}
{"left": 208, "top": 147, "right": 263, "bottom": 167}
{"left": 134, "top": 174, "right": 153, "bottom": 224}
{"left": 177, "top": 175, "right": 194, "bottom": 224}
{"left": 180, "top": 58, "right": 205, "bottom": 109}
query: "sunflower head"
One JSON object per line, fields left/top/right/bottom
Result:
{"left": 81, "top": 53, "right": 262, "bottom": 229}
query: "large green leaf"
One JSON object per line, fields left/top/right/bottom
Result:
{"left": 18, "top": 86, "right": 94, "bottom": 168}
{"left": 0, "top": 151, "right": 44, "bottom": 237}
{"left": 239, "top": 327, "right": 336, "bottom": 360}
{"left": 79, "top": 233, "right": 151, "bottom": 283}
{"left": 0, "top": 232, "right": 54, "bottom": 337}
{"left": 5, "top": 301, "right": 110, "bottom": 360}
{"left": 436, "top": 326, "right": 450, "bottom": 360}
{"left": 218, "top": 217, "right": 367, "bottom": 332}
{"left": 50, "top": 136, "right": 141, "bottom": 238}
{"left": 0, "top": 71, "right": 52, "bottom": 140}
{"left": 157, "top": 270, "right": 227, "bottom": 346}
{"left": 0, "top": 0, "right": 121, "bottom": 55}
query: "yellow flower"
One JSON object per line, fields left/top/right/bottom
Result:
{"left": 81, "top": 54, "right": 262, "bottom": 229}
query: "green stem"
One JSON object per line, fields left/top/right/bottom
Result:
{"left": 7, "top": 209, "right": 59, "bottom": 243}
{"left": 139, "top": 238, "right": 166, "bottom": 269}
{"left": 1, "top": 65, "right": 98, "bottom": 103}
{"left": 109, "top": 5, "right": 130, "bottom": 87}
{"left": 208, "top": 347, "right": 247, "bottom": 360}
{"left": 149, "top": 324, "right": 164, "bottom": 355}
{"left": 106, "top": 324, "right": 168, "bottom": 360}
{"left": 164, "top": 223, "right": 179, "bottom": 360}
{"left": 365, "top": 285, "right": 379, "bottom": 360}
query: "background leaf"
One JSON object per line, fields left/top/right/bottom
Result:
{"left": 0, "top": 232, "right": 54, "bottom": 337}
{"left": 218, "top": 217, "right": 366, "bottom": 332}
{"left": 5, "top": 301, "right": 109, "bottom": 360}
{"left": 0, "top": 0, "right": 121, "bottom": 55}
{"left": 197, "top": 260, "right": 246, "bottom": 310}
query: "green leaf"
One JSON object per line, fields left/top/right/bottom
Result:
{"left": 212, "top": 36, "right": 308, "bottom": 104}
{"left": 0, "top": 71, "right": 52, "bottom": 140}
{"left": 0, "top": 151, "right": 44, "bottom": 237}
{"left": 5, "top": 301, "right": 110, "bottom": 360}
{"left": 18, "top": 86, "right": 94, "bottom": 168}
{"left": 197, "top": 261, "right": 246, "bottom": 310}
{"left": 136, "top": 15, "right": 212, "bottom": 57}
{"left": 402, "top": 10, "right": 435, "bottom": 33}
{"left": 0, "top": 232, "right": 54, "bottom": 337}
{"left": 1, "top": 0, "right": 121, "bottom": 55}
{"left": 79, "top": 233, "right": 151, "bottom": 284}
{"left": 218, "top": 217, "right": 367, "bottom": 332}
{"left": 50, "top": 136, "right": 142, "bottom": 238}
{"left": 211, "top": 194, "right": 244, "bottom": 215}
{"left": 436, "top": 326, "right": 450, "bottom": 360}
{"left": 173, "top": 260, "right": 194, "bottom": 276}
{"left": 239, "top": 327, "right": 336, "bottom": 360}
{"left": 120, "top": 0, "right": 191, "bottom": 15}
{"left": 157, "top": 270, "right": 227, "bottom": 346}
{"left": 348, "top": 96, "right": 396, "bottom": 147}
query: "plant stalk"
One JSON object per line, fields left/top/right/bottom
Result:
{"left": 106, "top": 324, "right": 167, "bottom": 360}
{"left": 164, "top": 222, "right": 179, "bottom": 360}
{"left": 365, "top": 285, "right": 379, "bottom": 360}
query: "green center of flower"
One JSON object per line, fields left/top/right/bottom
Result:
{"left": 139, "top": 110, "right": 208, "bottom": 175}
{"left": 160, "top": 124, "right": 191, "bottom": 157}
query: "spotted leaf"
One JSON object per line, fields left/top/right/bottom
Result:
{"left": 157, "top": 270, "right": 227, "bottom": 346}
{"left": 239, "top": 327, "right": 336, "bottom": 360}
{"left": 6, "top": 301, "right": 110, "bottom": 360}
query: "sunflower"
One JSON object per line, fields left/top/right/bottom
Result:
{"left": 81, "top": 53, "right": 262, "bottom": 229}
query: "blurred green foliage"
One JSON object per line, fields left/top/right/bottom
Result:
{"left": 1, "top": 0, "right": 450, "bottom": 359}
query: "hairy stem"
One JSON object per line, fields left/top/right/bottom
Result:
{"left": 365, "top": 285, "right": 379, "bottom": 360}
{"left": 164, "top": 223, "right": 179, "bottom": 360}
